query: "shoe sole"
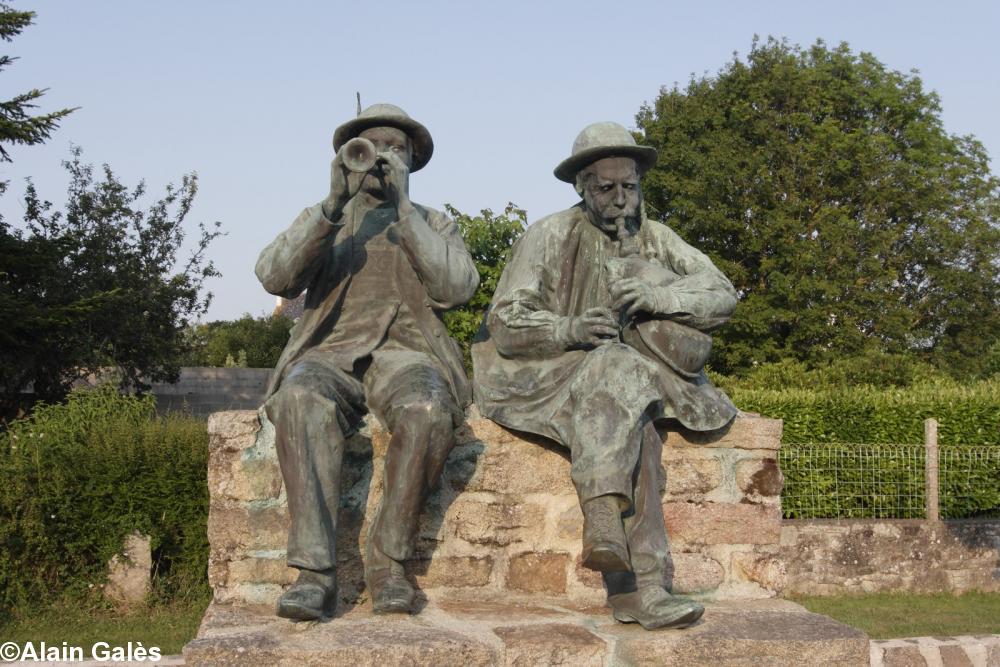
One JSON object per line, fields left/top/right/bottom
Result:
{"left": 372, "top": 599, "right": 413, "bottom": 615}
{"left": 582, "top": 543, "right": 631, "bottom": 572}
{"left": 612, "top": 605, "right": 704, "bottom": 630}
{"left": 276, "top": 601, "right": 326, "bottom": 622}
{"left": 275, "top": 588, "right": 337, "bottom": 622}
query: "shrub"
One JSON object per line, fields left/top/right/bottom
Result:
{"left": 182, "top": 313, "right": 292, "bottom": 368}
{"left": 727, "top": 378, "right": 1000, "bottom": 519}
{"left": 0, "top": 385, "right": 209, "bottom": 615}
{"left": 728, "top": 378, "right": 999, "bottom": 445}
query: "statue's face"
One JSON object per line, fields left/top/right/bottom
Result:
{"left": 579, "top": 157, "right": 641, "bottom": 233}
{"left": 353, "top": 126, "right": 413, "bottom": 199}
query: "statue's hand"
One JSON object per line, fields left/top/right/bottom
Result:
{"left": 322, "top": 152, "right": 354, "bottom": 220}
{"left": 376, "top": 150, "right": 411, "bottom": 210}
{"left": 610, "top": 278, "right": 670, "bottom": 319}
{"left": 554, "top": 307, "right": 619, "bottom": 349}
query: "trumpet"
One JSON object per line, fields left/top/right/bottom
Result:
{"left": 339, "top": 136, "right": 380, "bottom": 173}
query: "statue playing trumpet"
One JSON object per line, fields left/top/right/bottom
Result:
{"left": 255, "top": 104, "right": 478, "bottom": 620}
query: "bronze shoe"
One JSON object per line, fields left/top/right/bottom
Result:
{"left": 367, "top": 560, "right": 414, "bottom": 614}
{"left": 581, "top": 495, "right": 631, "bottom": 572}
{"left": 276, "top": 569, "right": 337, "bottom": 621}
{"left": 609, "top": 585, "right": 704, "bottom": 630}
{"left": 365, "top": 537, "right": 415, "bottom": 614}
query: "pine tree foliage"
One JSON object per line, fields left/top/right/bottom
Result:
{"left": 0, "top": 3, "right": 76, "bottom": 167}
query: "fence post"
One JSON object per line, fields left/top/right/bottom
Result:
{"left": 924, "top": 418, "right": 939, "bottom": 521}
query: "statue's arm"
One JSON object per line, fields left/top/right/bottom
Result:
{"left": 392, "top": 208, "right": 479, "bottom": 308}
{"left": 654, "top": 227, "right": 737, "bottom": 331}
{"left": 255, "top": 203, "right": 344, "bottom": 299}
{"left": 486, "top": 231, "right": 572, "bottom": 358}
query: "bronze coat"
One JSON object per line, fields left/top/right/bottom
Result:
{"left": 472, "top": 204, "right": 738, "bottom": 436}
{"left": 257, "top": 200, "right": 477, "bottom": 406}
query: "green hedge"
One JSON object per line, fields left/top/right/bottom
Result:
{"left": 727, "top": 379, "right": 1000, "bottom": 445}
{"left": 724, "top": 379, "right": 1000, "bottom": 519}
{"left": 0, "top": 386, "right": 209, "bottom": 615}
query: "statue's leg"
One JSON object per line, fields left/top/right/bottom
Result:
{"left": 362, "top": 350, "right": 461, "bottom": 612}
{"left": 565, "top": 343, "right": 661, "bottom": 508}
{"left": 264, "top": 358, "right": 365, "bottom": 620}
{"left": 604, "top": 419, "right": 668, "bottom": 593}
{"left": 562, "top": 344, "right": 661, "bottom": 571}
{"left": 604, "top": 420, "right": 705, "bottom": 629}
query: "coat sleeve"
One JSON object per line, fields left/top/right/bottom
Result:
{"left": 392, "top": 207, "right": 479, "bottom": 309}
{"left": 255, "top": 203, "right": 343, "bottom": 299}
{"left": 653, "top": 224, "right": 737, "bottom": 332}
{"left": 486, "top": 225, "right": 567, "bottom": 358}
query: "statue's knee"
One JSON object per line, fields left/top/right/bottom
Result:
{"left": 268, "top": 383, "right": 337, "bottom": 421}
{"left": 395, "top": 398, "right": 452, "bottom": 431}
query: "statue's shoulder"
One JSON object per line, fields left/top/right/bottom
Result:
{"left": 410, "top": 202, "right": 454, "bottom": 232}
{"left": 522, "top": 204, "right": 586, "bottom": 243}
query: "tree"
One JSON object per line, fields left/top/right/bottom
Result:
{"left": 442, "top": 203, "right": 525, "bottom": 368}
{"left": 182, "top": 314, "right": 294, "bottom": 368}
{"left": 0, "top": 148, "right": 222, "bottom": 414}
{"left": 0, "top": 4, "right": 75, "bottom": 181}
{"left": 637, "top": 37, "right": 1000, "bottom": 378}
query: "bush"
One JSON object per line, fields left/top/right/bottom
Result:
{"left": 182, "top": 314, "right": 292, "bottom": 368}
{"left": 726, "top": 378, "right": 1000, "bottom": 519}
{"left": 442, "top": 203, "right": 526, "bottom": 370}
{"left": 0, "top": 385, "right": 209, "bottom": 615}
{"left": 727, "top": 378, "right": 999, "bottom": 445}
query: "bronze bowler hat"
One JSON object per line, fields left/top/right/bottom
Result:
{"left": 333, "top": 103, "right": 434, "bottom": 172}
{"left": 554, "top": 121, "right": 657, "bottom": 183}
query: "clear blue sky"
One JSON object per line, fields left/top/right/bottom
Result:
{"left": 2, "top": 0, "right": 997, "bottom": 321}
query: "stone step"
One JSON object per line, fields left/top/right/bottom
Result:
{"left": 183, "top": 598, "right": 869, "bottom": 666}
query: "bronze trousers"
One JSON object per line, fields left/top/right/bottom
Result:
{"left": 264, "top": 348, "right": 460, "bottom": 572}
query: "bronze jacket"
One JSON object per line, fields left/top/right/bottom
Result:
{"left": 472, "top": 203, "right": 738, "bottom": 434}
{"left": 256, "top": 199, "right": 478, "bottom": 405}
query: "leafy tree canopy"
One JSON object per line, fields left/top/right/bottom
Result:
{"left": 443, "top": 203, "right": 525, "bottom": 369}
{"left": 182, "top": 313, "right": 293, "bottom": 368}
{"left": 637, "top": 37, "right": 1000, "bottom": 379}
{"left": 0, "top": 148, "right": 222, "bottom": 415}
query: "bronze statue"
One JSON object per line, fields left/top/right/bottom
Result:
{"left": 473, "top": 122, "right": 738, "bottom": 629}
{"left": 256, "top": 104, "right": 478, "bottom": 620}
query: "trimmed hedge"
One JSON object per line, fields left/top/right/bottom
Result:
{"left": 727, "top": 379, "right": 1000, "bottom": 445}
{"left": 0, "top": 386, "right": 209, "bottom": 615}
{"left": 723, "top": 379, "right": 1000, "bottom": 519}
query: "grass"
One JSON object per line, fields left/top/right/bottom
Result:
{"left": 791, "top": 592, "right": 1000, "bottom": 639}
{"left": 0, "top": 599, "right": 209, "bottom": 655}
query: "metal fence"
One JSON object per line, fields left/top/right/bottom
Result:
{"left": 779, "top": 419, "right": 1000, "bottom": 519}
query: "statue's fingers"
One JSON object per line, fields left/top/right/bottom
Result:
{"left": 626, "top": 297, "right": 651, "bottom": 318}
{"left": 589, "top": 324, "right": 619, "bottom": 339}
{"left": 610, "top": 295, "right": 628, "bottom": 311}
{"left": 584, "top": 306, "right": 615, "bottom": 319}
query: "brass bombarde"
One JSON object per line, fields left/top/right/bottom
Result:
{"left": 340, "top": 136, "right": 379, "bottom": 173}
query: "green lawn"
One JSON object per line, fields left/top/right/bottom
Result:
{"left": 791, "top": 592, "right": 1000, "bottom": 639}
{"left": 0, "top": 600, "right": 208, "bottom": 655}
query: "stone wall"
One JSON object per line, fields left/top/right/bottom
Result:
{"left": 781, "top": 519, "right": 1000, "bottom": 595}
{"left": 206, "top": 410, "right": 785, "bottom": 608}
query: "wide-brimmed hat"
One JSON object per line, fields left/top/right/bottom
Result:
{"left": 554, "top": 121, "right": 657, "bottom": 183}
{"left": 332, "top": 103, "right": 434, "bottom": 172}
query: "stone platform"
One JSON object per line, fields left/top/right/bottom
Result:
{"left": 183, "top": 598, "right": 870, "bottom": 666}
{"left": 205, "top": 410, "right": 786, "bottom": 609}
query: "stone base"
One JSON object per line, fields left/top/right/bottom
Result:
{"left": 207, "top": 410, "right": 786, "bottom": 608}
{"left": 183, "top": 598, "right": 869, "bottom": 666}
